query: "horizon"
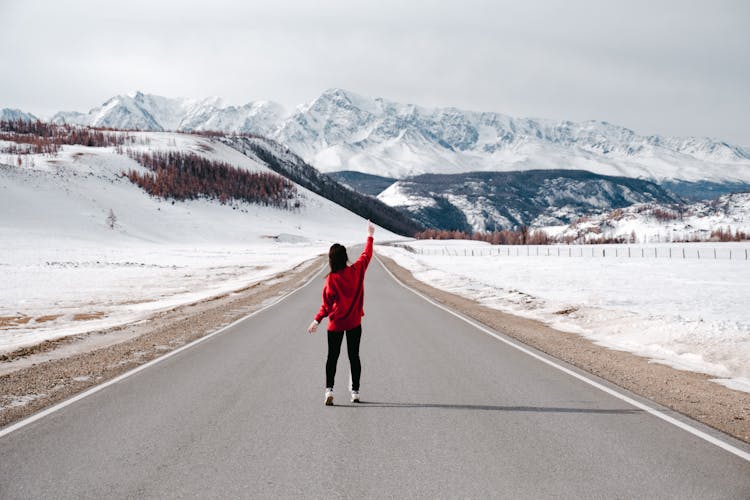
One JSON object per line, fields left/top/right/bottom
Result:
{"left": 4, "top": 87, "right": 749, "bottom": 146}
{"left": 1, "top": 1, "right": 748, "bottom": 145}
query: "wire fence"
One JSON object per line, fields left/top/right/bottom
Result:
{"left": 394, "top": 243, "right": 750, "bottom": 261}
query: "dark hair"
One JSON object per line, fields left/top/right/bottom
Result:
{"left": 328, "top": 244, "right": 348, "bottom": 274}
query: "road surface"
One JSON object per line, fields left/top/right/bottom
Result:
{"left": 1, "top": 253, "right": 749, "bottom": 499}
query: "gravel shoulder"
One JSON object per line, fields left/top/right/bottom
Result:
{"left": 377, "top": 253, "right": 750, "bottom": 444}
{"left": 0, "top": 256, "right": 324, "bottom": 429}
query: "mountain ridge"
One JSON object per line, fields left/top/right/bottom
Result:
{"left": 376, "top": 169, "right": 680, "bottom": 232}
{"left": 5, "top": 88, "right": 749, "bottom": 187}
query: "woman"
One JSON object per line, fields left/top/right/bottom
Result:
{"left": 308, "top": 221, "right": 375, "bottom": 406}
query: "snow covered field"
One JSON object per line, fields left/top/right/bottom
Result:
{"left": 0, "top": 132, "right": 394, "bottom": 354}
{"left": 378, "top": 240, "right": 750, "bottom": 393}
{"left": 1, "top": 238, "right": 327, "bottom": 353}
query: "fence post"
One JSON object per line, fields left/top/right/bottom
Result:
{"left": 682, "top": 248, "right": 685, "bottom": 259}
{"left": 714, "top": 248, "right": 717, "bottom": 260}
{"left": 669, "top": 248, "right": 671, "bottom": 259}
{"left": 730, "top": 249, "right": 732, "bottom": 260}
{"left": 641, "top": 248, "right": 644, "bottom": 258}
{"left": 603, "top": 248, "right": 606, "bottom": 257}
{"left": 654, "top": 248, "right": 657, "bottom": 258}
{"left": 628, "top": 247, "right": 631, "bottom": 258}
{"left": 698, "top": 250, "right": 700, "bottom": 260}
{"left": 616, "top": 248, "right": 618, "bottom": 258}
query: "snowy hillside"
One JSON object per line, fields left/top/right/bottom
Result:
{"left": 376, "top": 170, "right": 679, "bottom": 232}
{"left": 30, "top": 89, "right": 750, "bottom": 187}
{"left": 0, "top": 131, "right": 396, "bottom": 354}
{"left": 219, "top": 135, "right": 424, "bottom": 236}
{"left": 542, "top": 192, "right": 750, "bottom": 244}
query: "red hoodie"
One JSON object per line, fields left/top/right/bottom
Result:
{"left": 314, "top": 237, "right": 373, "bottom": 331}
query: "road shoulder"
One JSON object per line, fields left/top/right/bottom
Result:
{"left": 0, "top": 256, "right": 324, "bottom": 429}
{"left": 377, "top": 253, "right": 750, "bottom": 444}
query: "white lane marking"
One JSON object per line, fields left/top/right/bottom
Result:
{"left": 0, "top": 262, "right": 326, "bottom": 440}
{"left": 375, "top": 254, "right": 750, "bottom": 463}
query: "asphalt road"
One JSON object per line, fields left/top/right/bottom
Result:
{"left": 1, "top": 253, "right": 749, "bottom": 499}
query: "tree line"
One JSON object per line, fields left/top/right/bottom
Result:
{"left": 710, "top": 226, "right": 749, "bottom": 242}
{"left": 415, "top": 227, "right": 552, "bottom": 245}
{"left": 0, "top": 119, "right": 135, "bottom": 155}
{"left": 125, "top": 150, "right": 298, "bottom": 209}
{"left": 416, "top": 226, "right": 749, "bottom": 245}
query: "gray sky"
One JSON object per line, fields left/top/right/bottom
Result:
{"left": 1, "top": 0, "right": 748, "bottom": 144}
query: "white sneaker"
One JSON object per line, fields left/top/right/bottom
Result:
{"left": 350, "top": 390, "right": 360, "bottom": 403}
{"left": 324, "top": 388, "right": 334, "bottom": 406}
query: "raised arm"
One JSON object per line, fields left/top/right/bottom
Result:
{"left": 351, "top": 221, "right": 375, "bottom": 271}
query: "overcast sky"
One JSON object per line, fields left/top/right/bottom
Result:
{"left": 1, "top": 0, "right": 748, "bottom": 144}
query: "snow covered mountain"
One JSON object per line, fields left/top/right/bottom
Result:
{"left": 41, "top": 89, "right": 750, "bottom": 190}
{"left": 277, "top": 89, "right": 750, "bottom": 186}
{"left": 50, "top": 91, "right": 284, "bottom": 137}
{"left": 0, "top": 108, "right": 38, "bottom": 122}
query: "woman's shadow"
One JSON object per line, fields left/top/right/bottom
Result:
{"left": 339, "top": 401, "right": 641, "bottom": 414}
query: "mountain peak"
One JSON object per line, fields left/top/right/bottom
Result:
{"left": 13, "top": 89, "right": 750, "bottom": 185}
{"left": 320, "top": 87, "right": 360, "bottom": 100}
{"left": 316, "top": 88, "right": 382, "bottom": 113}
{"left": 0, "top": 108, "right": 38, "bottom": 122}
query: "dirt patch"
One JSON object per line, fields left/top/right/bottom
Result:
{"left": 0, "top": 256, "right": 324, "bottom": 428}
{"left": 554, "top": 307, "right": 578, "bottom": 315}
{"left": 0, "top": 336, "right": 81, "bottom": 363}
{"left": 35, "top": 315, "right": 63, "bottom": 323}
{"left": 72, "top": 312, "right": 106, "bottom": 321}
{"left": 0, "top": 316, "right": 32, "bottom": 329}
{"left": 377, "top": 253, "right": 750, "bottom": 444}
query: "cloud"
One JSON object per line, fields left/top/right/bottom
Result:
{"left": 1, "top": 0, "right": 748, "bottom": 143}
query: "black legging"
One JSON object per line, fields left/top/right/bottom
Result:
{"left": 326, "top": 325, "right": 362, "bottom": 391}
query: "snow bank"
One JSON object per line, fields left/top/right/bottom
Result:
{"left": 378, "top": 240, "right": 750, "bottom": 393}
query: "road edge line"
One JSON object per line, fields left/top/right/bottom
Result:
{"left": 0, "top": 261, "right": 326, "bottom": 440}
{"left": 375, "top": 253, "right": 750, "bottom": 463}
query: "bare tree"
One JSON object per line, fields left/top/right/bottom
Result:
{"left": 106, "top": 209, "right": 117, "bottom": 229}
